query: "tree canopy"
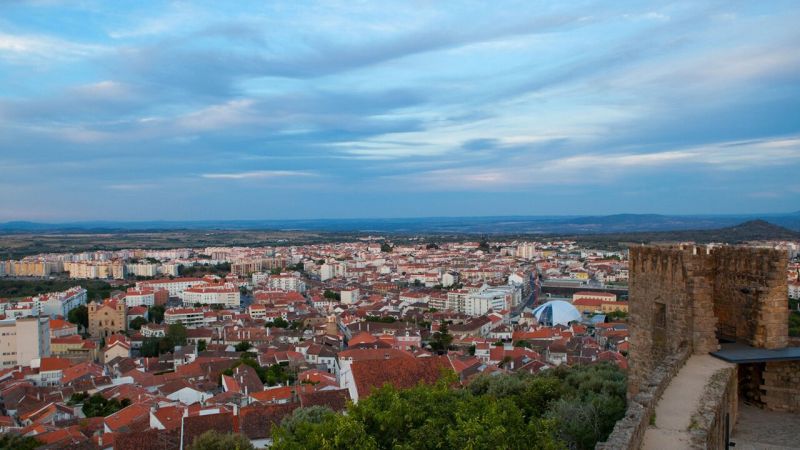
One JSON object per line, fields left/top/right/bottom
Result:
{"left": 187, "top": 430, "right": 254, "bottom": 450}
{"left": 272, "top": 363, "right": 626, "bottom": 450}
{"left": 67, "top": 304, "right": 89, "bottom": 330}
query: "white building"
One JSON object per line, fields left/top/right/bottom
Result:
{"left": 126, "top": 263, "right": 159, "bottom": 278}
{"left": 136, "top": 278, "right": 208, "bottom": 299}
{"left": 182, "top": 283, "right": 240, "bottom": 308}
{"left": 0, "top": 316, "right": 50, "bottom": 368}
{"left": 37, "top": 287, "right": 87, "bottom": 318}
{"left": 124, "top": 287, "right": 156, "bottom": 307}
{"left": 268, "top": 274, "right": 307, "bottom": 293}
{"left": 164, "top": 308, "right": 207, "bottom": 328}
{"left": 340, "top": 288, "right": 360, "bottom": 305}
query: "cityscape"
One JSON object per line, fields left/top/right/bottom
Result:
{"left": 1, "top": 1, "right": 800, "bottom": 450}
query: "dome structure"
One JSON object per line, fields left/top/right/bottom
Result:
{"left": 532, "top": 300, "right": 582, "bottom": 326}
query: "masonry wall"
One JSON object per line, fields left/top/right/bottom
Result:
{"left": 628, "top": 246, "right": 715, "bottom": 395}
{"left": 761, "top": 361, "right": 800, "bottom": 412}
{"left": 711, "top": 247, "right": 788, "bottom": 349}
{"left": 628, "top": 245, "right": 788, "bottom": 395}
{"left": 689, "top": 365, "right": 738, "bottom": 450}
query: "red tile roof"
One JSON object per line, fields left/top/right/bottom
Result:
{"left": 350, "top": 356, "right": 452, "bottom": 399}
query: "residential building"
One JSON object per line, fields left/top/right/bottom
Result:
{"left": 183, "top": 283, "right": 240, "bottom": 307}
{"left": 0, "top": 316, "right": 50, "bottom": 367}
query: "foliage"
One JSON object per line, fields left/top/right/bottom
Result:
{"left": 273, "top": 372, "right": 567, "bottom": 450}
{"left": 514, "top": 340, "right": 531, "bottom": 348}
{"left": 365, "top": 315, "right": 396, "bottom": 323}
{"left": 148, "top": 304, "right": 166, "bottom": 324}
{"left": 323, "top": 289, "right": 341, "bottom": 301}
{"left": 198, "top": 339, "right": 207, "bottom": 352}
{"left": 81, "top": 393, "right": 131, "bottom": 417}
{"left": 0, "top": 279, "right": 114, "bottom": 301}
{"left": 605, "top": 310, "right": 628, "bottom": 321}
{"left": 380, "top": 243, "right": 393, "bottom": 253}
{"left": 223, "top": 355, "right": 294, "bottom": 386}
{"left": 790, "top": 311, "right": 800, "bottom": 337}
{"left": 167, "top": 322, "right": 188, "bottom": 346}
{"left": 267, "top": 317, "right": 290, "bottom": 328}
{"left": 68, "top": 304, "right": 89, "bottom": 329}
{"left": 426, "top": 242, "right": 439, "bottom": 250}
{"left": 139, "top": 322, "right": 188, "bottom": 356}
{"left": 271, "top": 267, "right": 283, "bottom": 275}
{"left": 67, "top": 391, "right": 90, "bottom": 405}
{"left": 179, "top": 262, "right": 231, "bottom": 278}
{"left": 0, "top": 434, "right": 41, "bottom": 450}
{"left": 273, "top": 363, "right": 626, "bottom": 450}
{"left": 187, "top": 430, "right": 254, "bottom": 450}
{"left": 129, "top": 316, "right": 148, "bottom": 330}
{"left": 235, "top": 341, "right": 253, "bottom": 352}
{"left": 429, "top": 320, "right": 454, "bottom": 353}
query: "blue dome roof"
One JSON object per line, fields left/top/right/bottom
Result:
{"left": 532, "top": 300, "right": 582, "bottom": 326}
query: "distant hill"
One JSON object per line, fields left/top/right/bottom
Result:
{"left": 566, "top": 220, "right": 800, "bottom": 246}
{"left": 0, "top": 212, "right": 799, "bottom": 235}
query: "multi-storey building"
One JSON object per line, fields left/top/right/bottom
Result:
{"left": 124, "top": 287, "right": 156, "bottom": 307}
{"left": 182, "top": 283, "right": 240, "bottom": 307}
{"left": 136, "top": 278, "right": 208, "bottom": 299}
{"left": 37, "top": 287, "right": 87, "bottom": 318}
{"left": 0, "top": 316, "right": 50, "bottom": 367}
{"left": 164, "top": 307, "right": 206, "bottom": 327}
{"left": 268, "top": 274, "right": 307, "bottom": 293}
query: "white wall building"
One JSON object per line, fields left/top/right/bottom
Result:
{"left": 0, "top": 316, "right": 50, "bottom": 368}
{"left": 182, "top": 283, "right": 240, "bottom": 307}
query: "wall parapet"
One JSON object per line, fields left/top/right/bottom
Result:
{"left": 595, "top": 346, "right": 691, "bottom": 450}
{"left": 688, "top": 365, "right": 737, "bottom": 449}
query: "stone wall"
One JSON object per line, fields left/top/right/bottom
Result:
{"left": 595, "top": 347, "right": 690, "bottom": 450}
{"left": 761, "top": 361, "right": 800, "bottom": 412}
{"left": 628, "top": 247, "right": 699, "bottom": 396}
{"left": 688, "top": 365, "right": 737, "bottom": 450}
{"left": 627, "top": 245, "right": 788, "bottom": 396}
{"left": 711, "top": 247, "right": 788, "bottom": 349}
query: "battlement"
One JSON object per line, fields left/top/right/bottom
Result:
{"left": 628, "top": 245, "right": 789, "bottom": 396}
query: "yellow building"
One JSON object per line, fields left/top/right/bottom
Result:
{"left": 88, "top": 298, "right": 127, "bottom": 338}
{"left": 50, "top": 335, "right": 98, "bottom": 362}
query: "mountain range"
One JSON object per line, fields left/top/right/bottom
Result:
{"left": 1, "top": 211, "right": 799, "bottom": 235}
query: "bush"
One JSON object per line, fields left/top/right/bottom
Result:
{"left": 273, "top": 363, "right": 626, "bottom": 450}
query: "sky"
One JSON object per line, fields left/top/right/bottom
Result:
{"left": 0, "top": 0, "right": 799, "bottom": 221}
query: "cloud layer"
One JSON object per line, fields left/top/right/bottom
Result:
{"left": 0, "top": 1, "right": 798, "bottom": 220}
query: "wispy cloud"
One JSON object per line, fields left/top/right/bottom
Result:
{"left": 201, "top": 170, "right": 314, "bottom": 180}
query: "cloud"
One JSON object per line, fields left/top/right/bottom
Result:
{"left": 200, "top": 170, "right": 314, "bottom": 180}
{"left": 0, "top": 32, "right": 105, "bottom": 63}
{"left": 391, "top": 136, "right": 800, "bottom": 190}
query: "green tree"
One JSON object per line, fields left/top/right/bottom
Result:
{"left": 166, "top": 322, "right": 188, "bottom": 347}
{"left": 67, "top": 304, "right": 89, "bottom": 330}
{"left": 187, "top": 430, "right": 254, "bottom": 450}
{"left": 140, "top": 337, "right": 161, "bottom": 357}
{"left": 380, "top": 243, "right": 393, "bottom": 253}
{"left": 148, "top": 304, "right": 166, "bottom": 324}
{"left": 235, "top": 341, "right": 253, "bottom": 352}
{"left": 429, "top": 320, "right": 453, "bottom": 353}
{"left": 81, "top": 393, "right": 130, "bottom": 417}
{"left": 0, "top": 434, "right": 41, "bottom": 450}
{"left": 129, "top": 316, "right": 148, "bottom": 330}
{"left": 198, "top": 340, "right": 207, "bottom": 352}
{"left": 267, "top": 317, "right": 290, "bottom": 328}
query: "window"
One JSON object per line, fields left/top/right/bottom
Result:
{"left": 655, "top": 302, "right": 666, "bottom": 328}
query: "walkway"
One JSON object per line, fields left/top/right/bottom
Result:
{"left": 732, "top": 402, "right": 800, "bottom": 449}
{"left": 642, "top": 355, "right": 733, "bottom": 450}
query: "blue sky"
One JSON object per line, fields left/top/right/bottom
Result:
{"left": 0, "top": 1, "right": 798, "bottom": 221}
